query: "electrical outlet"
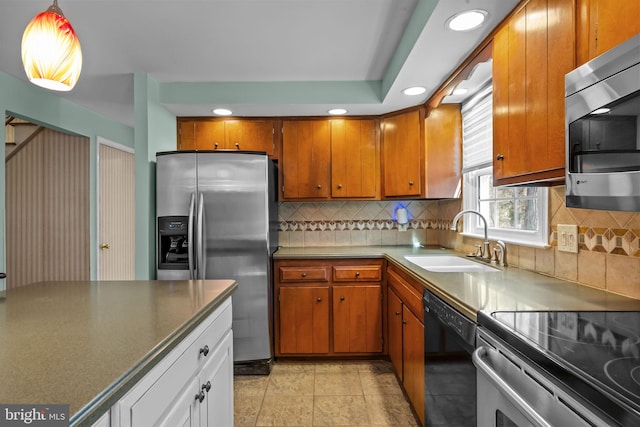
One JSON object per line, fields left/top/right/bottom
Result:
{"left": 557, "top": 224, "right": 579, "bottom": 253}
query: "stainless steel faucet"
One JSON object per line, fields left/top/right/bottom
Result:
{"left": 493, "top": 240, "right": 507, "bottom": 267}
{"left": 450, "top": 209, "right": 491, "bottom": 261}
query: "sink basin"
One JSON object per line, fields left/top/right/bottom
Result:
{"left": 404, "top": 255, "right": 500, "bottom": 273}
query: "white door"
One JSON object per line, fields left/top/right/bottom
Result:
{"left": 98, "top": 138, "right": 135, "bottom": 280}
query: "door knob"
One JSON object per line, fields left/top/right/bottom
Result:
{"left": 100, "top": 243, "right": 110, "bottom": 250}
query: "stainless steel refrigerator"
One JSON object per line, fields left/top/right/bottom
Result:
{"left": 156, "top": 151, "right": 278, "bottom": 374}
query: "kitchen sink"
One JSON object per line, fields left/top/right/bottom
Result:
{"left": 404, "top": 255, "right": 500, "bottom": 273}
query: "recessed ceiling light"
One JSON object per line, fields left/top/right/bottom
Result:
{"left": 328, "top": 108, "right": 347, "bottom": 115}
{"left": 591, "top": 107, "right": 610, "bottom": 115}
{"left": 213, "top": 108, "right": 232, "bottom": 116}
{"left": 403, "top": 86, "right": 426, "bottom": 96}
{"left": 452, "top": 87, "right": 468, "bottom": 96}
{"left": 447, "top": 10, "right": 487, "bottom": 32}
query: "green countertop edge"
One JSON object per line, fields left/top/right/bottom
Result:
{"left": 70, "top": 281, "right": 238, "bottom": 427}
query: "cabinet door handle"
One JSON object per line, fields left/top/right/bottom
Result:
{"left": 340, "top": 296, "right": 345, "bottom": 301}
{"left": 199, "top": 345, "right": 209, "bottom": 357}
{"left": 202, "top": 381, "right": 211, "bottom": 392}
{"left": 337, "top": 184, "right": 343, "bottom": 189}
{"left": 301, "top": 272, "right": 307, "bottom": 278}
{"left": 195, "top": 391, "right": 205, "bottom": 403}
{"left": 402, "top": 320, "right": 408, "bottom": 325}
{"left": 317, "top": 184, "right": 322, "bottom": 189}
{"left": 235, "top": 143, "right": 240, "bottom": 149}
{"left": 408, "top": 181, "right": 414, "bottom": 186}
{"left": 317, "top": 297, "right": 322, "bottom": 302}
{"left": 214, "top": 143, "right": 219, "bottom": 149}
{"left": 496, "top": 154, "right": 504, "bottom": 160}
{"left": 355, "top": 271, "right": 360, "bottom": 277}
{"left": 395, "top": 311, "right": 401, "bottom": 316}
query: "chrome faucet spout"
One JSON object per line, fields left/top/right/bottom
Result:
{"left": 450, "top": 209, "right": 491, "bottom": 260}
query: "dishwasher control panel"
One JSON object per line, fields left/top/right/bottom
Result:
{"left": 423, "top": 289, "right": 476, "bottom": 350}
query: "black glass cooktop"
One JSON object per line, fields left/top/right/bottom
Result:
{"left": 479, "top": 310, "right": 640, "bottom": 423}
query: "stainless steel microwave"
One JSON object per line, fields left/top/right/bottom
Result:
{"left": 565, "top": 34, "right": 640, "bottom": 212}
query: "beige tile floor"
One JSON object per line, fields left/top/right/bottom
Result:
{"left": 234, "top": 360, "right": 421, "bottom": 427}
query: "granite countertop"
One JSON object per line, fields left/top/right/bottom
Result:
{"left": 274, "top": 246, "right": 640, "bottom": 319}
{"left": 0, "top": 279, "right": 236, "bottom": 426}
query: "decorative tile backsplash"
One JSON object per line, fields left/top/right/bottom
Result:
{"left": 278, "top": 187, "right": 640, "bottom": 300}
{"left": 278, "top": 200, "right": 442, "bottom": 247}
{"left": 548, "top": 186, "right": 640, "bottom": 256}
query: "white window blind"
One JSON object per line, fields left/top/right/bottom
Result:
{"left": 461, "top": 84, "right": 493, "bottom": 173}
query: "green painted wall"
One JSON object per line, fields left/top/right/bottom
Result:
{"left": 0, "top": 71, "right": 138, "bottom": 290}
{"left": 134, "top": 73, "right": 177, "bottom": 279}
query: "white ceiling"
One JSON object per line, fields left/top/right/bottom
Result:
{"left": 0, "top": 0, "right": 519, "bottom": 127}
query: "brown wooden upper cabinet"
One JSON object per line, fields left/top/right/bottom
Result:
{"left": 577, "top": 0, "right": 640, "bottom": 66}
{"left": 177, "top": 119, "right": 277, "bottom": 157}
{"left": 381, "top": 110, "right": 423, "bottom": 197}
{"left": 330, "top": 119, "right": 380, "bottom": 199}
{"left": 281, "top": 120, "right": 331, "bottom": 200}
{"left": 492, "top": 0, "right": 575, "bottom": 186}
{"left": 424, "top": 104, "right": 462, "bottom": 198}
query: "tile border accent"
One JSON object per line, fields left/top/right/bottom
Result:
{"left": 550, "top": 226, "right": 640, "bottom": 257}
{"left": 279, "top": 218, "right": 451, "bottom": 232}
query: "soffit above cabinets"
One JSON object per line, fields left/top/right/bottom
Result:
{"left": 0, "top": 0, "right": 518, "bottom": 127}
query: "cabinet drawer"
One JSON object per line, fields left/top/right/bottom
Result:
{"left": 279, "top": 266, "right": 329, "bottom": 282}
{"left": 332, "top": 265, "right": 382, "bottom": 282}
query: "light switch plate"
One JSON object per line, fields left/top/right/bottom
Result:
{"left": 558, "top": 224, "right": 579, "bottom": 253}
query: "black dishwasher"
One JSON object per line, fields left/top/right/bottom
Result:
{"left": 423, "top": 288, "right": 477, "bottom": 426}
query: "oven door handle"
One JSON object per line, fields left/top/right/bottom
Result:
{"left": 473, "top": 346, "right": 552, "bottom": 427}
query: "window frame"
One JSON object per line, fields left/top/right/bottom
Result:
{"left": 462, "top": 167, "right": 550, "bottom": 248}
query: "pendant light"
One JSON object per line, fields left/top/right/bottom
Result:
{"left": 21, "top": 0, "right": 82, "bottom": 91}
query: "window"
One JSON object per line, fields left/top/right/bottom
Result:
{"left": 461, "top": 84, "right": 548, "bottom": 247}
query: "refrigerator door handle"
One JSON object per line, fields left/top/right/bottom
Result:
{"left": 187, "top": 192, "right": 196, "bottom": 280}
{"left": 196, "top": 192, "right": 206, "bottom": 279}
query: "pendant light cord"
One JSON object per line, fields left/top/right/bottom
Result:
{"left": 47, "top": 0, "right": 64, "bottom": 16}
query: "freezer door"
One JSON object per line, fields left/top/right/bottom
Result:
{"left": 156, "top": 152, "right": 197, "bottom": 280}
{"left": 197, "top": 152, "right": 273, "bottom": 362}
{"left": 156, "top": 152, "right": 197, "bottom": 217}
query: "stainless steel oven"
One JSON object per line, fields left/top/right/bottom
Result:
{"left": 476, "top": 311, "right": 640, "bottom": 426}
{"left": 565, "top": 34, "right": 640, "bottom": 211}
{"left": 422, "top": 288, "right": 476, "bottom": 426}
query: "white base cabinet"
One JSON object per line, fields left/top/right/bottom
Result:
{"left": 160, "top": 332, "right": 233, "bottom": 427}
{"left": 109, "top": 298, "right": 234, "bottom": 427}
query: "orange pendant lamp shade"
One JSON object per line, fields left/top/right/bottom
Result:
{"left": 21, "top": 0, "right": 82, "bottom": 91}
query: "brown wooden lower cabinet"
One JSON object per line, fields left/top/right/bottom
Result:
{"left": 333, "top": 284, "right": 383, "bottom": 353}
{"left": 387, "top": 288, "right": 404, "bottom": 376}
{"left": 387, "top": 265, "right": 425, "bottom": 425}
{"left": 274, "top": 258, "right": 424, "bottom": 424}
{"left": 279, "top": 286, "right": 329, "bottom": 354}
{"left": 274, "top": 259, "right": 385, "bottom": 357}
